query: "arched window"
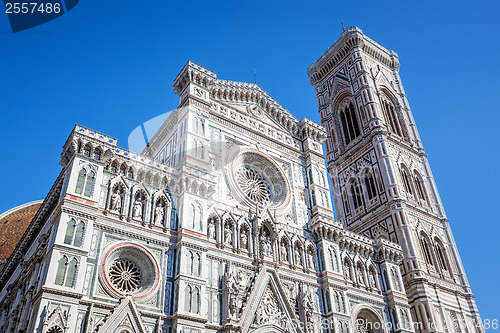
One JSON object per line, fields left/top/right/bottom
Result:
{"left": 400, "top": 167, "right": 413, "bottom": 195}
{"left": 190, "top": 204, "right": 196, "bottom": 229}
{"left": 192, "top": 287, "right": 200, "bottom": 314}
{"left": 64, "top": 219, "right": 85, "bottom": 247}
{"left": 339, "top": 102, "right": 361, "bottom": 145}
{"left": 383, "top": 269, "right": 391, "bottom": 290}
{"left": 325, "top": 289, "right": 332, "bottom": 312}
{"left": 334, "top": 291, "right": 345, "bottom": 312}
{"left": 414, "top": 172, "right": 427, "bottom": 202}
{"left": 365, "top": 172, "right": 378, "bottom": 200}
{"left": 73, "top": 222, "right": 85, "bottom": 247}
{"left": 194, "top": 253, "right": 201, "bottom": 277}
{"left": 329, "top": 247, "right": 338, "bottom": 271}
{"left": 93, "top": 148, "right": 101, "bottom": 160}
{"left": 127, "top": 168, "right": 134, "bottom": 179}
{"left": 65, "top": 258, "right": 77, "bottom": 287}
{"left": 381, "top": 97, "right": 403, "bottom": 137}
{"left": 419, "top": 233, "right": 434, "bottom": 266}
{"left": 75, "top": 169, "right": 86, "bottom": 195}
{"left": 55, "top": 257, "right": 68, "bottom": 285}
{"left": 184, "top": 285, "right": 192, "bottom": 312}
{"left": 83, "top": 144, "right": 91, "bottom": 157}
{"left": 75, "top": 168, "right": 95, "bottom": 197}
{"left": 83, "top": 171, "right": 95, "bottom": 197}
{"left": 64, "top": 219, "right": 76, "bottom": 245}
{"left": 110, "top": 161, "right": 118, "bottom": 173}
{"left": 391, "top": 268, "right": 402, "bottom": 291}
{"left": 350, "top": 180, "right": 363, "bottom": 210}
{"left": 119, "top": 164, "right": 126, "bottom": 175}
{"left": 434, "top": 239, "right": 449, "bottom": 272}
{"left": 55, "top": 256, "right": 77, "bottom": 287}
{"left": 144, "top": 173, "right": 151, "bottom": 184}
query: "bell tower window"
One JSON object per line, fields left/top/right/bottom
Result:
{"left": 350, "top": 180, "right": 363, "bottom": 210}
{"left": 339, "top": 102, "right": 361, "bottom": 145}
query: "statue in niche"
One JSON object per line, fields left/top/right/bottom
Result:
{"left": 110, "top": 193, "right": 121, "bottom": 212}
{"left": 224, "top": 223, "right": 232, "bottom": 245}
{"left": 344, "top": 262, "right": 352, "bottom": 281}
{"left": 261, "top": 235, "right": 272, "bottom": 255}
{"left": 295, "top": 247, "right": 302, "bottom": 266}
{"left": 307, "top": 250, "right": 316, "bottom": 270}
{"left": 357, "top": 265, "right": 365, "bottom": 285}
{"left": 154, "top": 205, "right": 164, "bottom": 225}
{"left": 240, "top": 229, "right": 248, "bottom": 250}
{"left": 225, "top": 270, "right": 240, "bottom": 320}
{"left": 281, "top": 244, "right": 289, "bottom": 263}
{"left": 133, "top": 200, "right": 143, "bottom": 218}
{"left": 208, "top": 222, "right": 216, "bottom": 240}
{"left": 369, "top": 269, "right": 377, "bottom": 288}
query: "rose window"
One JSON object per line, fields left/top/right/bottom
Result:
{"left": 109, "top": 259, "right": 142, "bottom": 293}
{"left": 236, "top": 167, "right": 271, "bottom": 205}
{"left": 227, "top": 150, "right": 291, "bottom": 210}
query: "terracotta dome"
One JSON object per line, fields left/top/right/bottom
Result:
{"left": 0, "top": 200, "right": 42, "bottom": 262}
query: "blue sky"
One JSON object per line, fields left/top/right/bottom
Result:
{"left": 1, "top": 0, "right": 498, "bottom": 324}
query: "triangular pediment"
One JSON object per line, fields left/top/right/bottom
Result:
{"left": 239, "top": 268, "right": 302, "bottom": 333}
{"left": 376, "top": 71, "right": 395, "bottom": 90}
{"left": 98, "top": 296, "right": 147, "bottom": 333}
{"left": 221, "top": 99, "right": 296, "bottom": 135}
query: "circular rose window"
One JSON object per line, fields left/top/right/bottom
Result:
{"left": 227, "top": 150, "right": 290, "bottom": 210}
{"left": 109, "top": 259, "right": 143, "bottom": 293}
{"left": 101, "top": 243, "right": 159, "bottom": 299}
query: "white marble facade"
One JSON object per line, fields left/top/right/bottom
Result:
{"left": 0, "top": 28, "right": 480, "bottom": 333}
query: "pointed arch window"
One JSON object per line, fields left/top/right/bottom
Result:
{"left": 329, "top": 247, "right": 338, "bottom": 271}
{"left": 339, "top": 102, "right": 361, "bottom": 145}
{"left": 400, "top": 167, "right": 413, "bottom": 195}
{"left": 419, "top": 234, "right": 434, "bottom": 266}
{"left": 391, "top": 268, "right": 402, "bottom": 291}
{"left": 93, "top": 148, "right": 101, "bottom": 160}
{"left": 64, "top": 219, "right": 76, "bottom": 244}
{"left": 75, "top": 169, "right": 86, "bottom": 195}
{"left": 381, "top": 98, "right": 403, "bottom": 137}
{"left": 350, "top": 180, "right": 363, "bottom": 210}
{"left": 184, "top": 285, "right": 192, "bottom": 312}
{"left": 73, "top": 222, "right": 85, "bottom": 247}
{"left": 75, "top": 168, "right": 95, "bottom": 198}
{"left": 83, "top": 171, "right": 95, "bottom": 197}
{"left": 365, "top": 172, "right": 378, "bottom": 200}
{"left": 55, "top": 256, "right": 78, "bottom": 287}
{"left": 110, "top": 161, "right": 118, "bottom": 174}
{"left": 414, "top": 173, "right": 427, "bottom": 202}
{"left": 383, "top": 269, "right": 391, "bottom": 291}
{"left": 64, "top": 219, "right": 85, "bottom": 247}
{"left": 434, "top": 239, "right": 449, "bottom": 272}
{"left": 83, "top": 144, "right": 91, "bottom": 157}
{"left": 55, "top": 256, "right": 68, "bottom": 286}
{"left": 192, "top": 287, "right": 200, "bottom": 314}
{"left": 184, "top": 285, "right": 200, "bottom": 313}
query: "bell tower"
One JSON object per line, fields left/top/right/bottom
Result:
{"left": 308, "top": 27, "right": 482, "bottom": 333}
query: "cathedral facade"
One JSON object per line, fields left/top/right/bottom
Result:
{"left": 0, "top": 28, "right": 481, "bottom": 333}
